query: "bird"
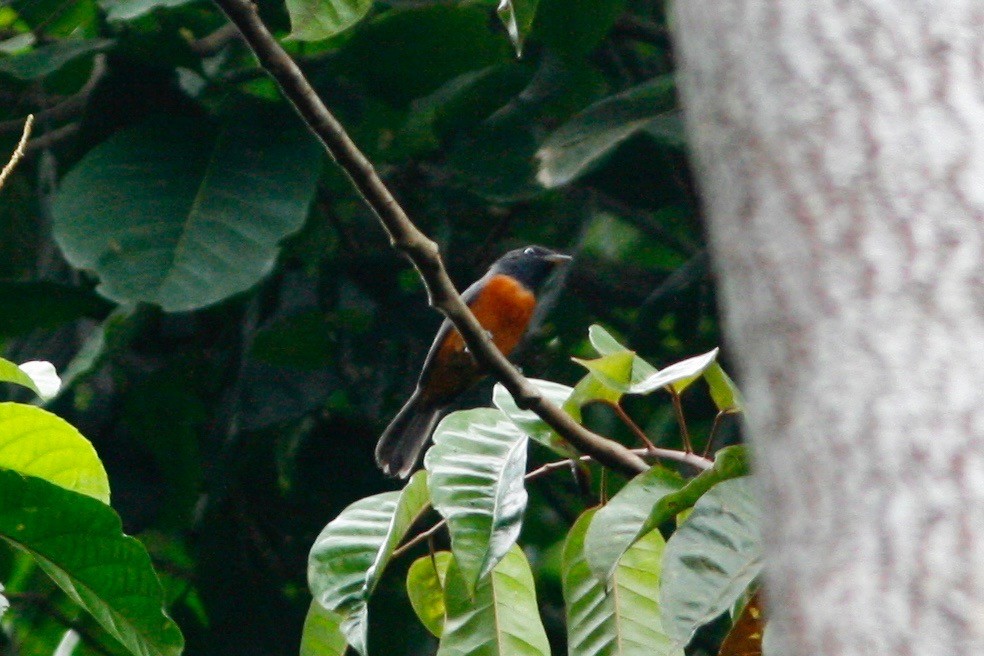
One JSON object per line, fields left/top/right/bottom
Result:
{"left": 375, "top": 245, "right": 572, "bottom": 478}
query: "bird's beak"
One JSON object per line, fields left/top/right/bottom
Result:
{"left": 545, "top": 253, "right": 573, "bottom": 265}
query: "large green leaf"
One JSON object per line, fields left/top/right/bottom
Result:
{"left": 406, "top": 551, "right": 453, "bottom": 637}
{"left": 0, "top": 39, "right": 113, "bottom": 80}
{"left": 496, "top": 0, "right": 539, "bottom": 57}
{"left": 492, "top": 378, "right": 577, "bottom": 457}
{"left": 0, "top": 469, "right": 183, "bottom": 656}
{"left": 0, "top": 358, "right": 60, "bottom": 400}
{"left": 0, "top": 403, "right": 109, "bottom": 503}
{"left": 537, "top": 76, "right": 679, "bottom": 187}
{"left": 584, "top": 464, "right": 684, "bottom": 582}
{"left": 438, "top": 546, "right": 549, "bottom": 656}
{"left": 287, "top": 0, "right": 373, "bottom": 41}
{"left": 660, "top": 477, "right": 762, "bottom": 647}
{"left": 630, "top": 445, "right": 750, "bottom": 549}
{"left": 563, "top": 509, "right": 681, "bottom": 656}
{"left": 308, "top": 471, "right": 430, "bottom": 655}
{"left": 424, "top": 409, "right": 529, "bottom": 594}
{"left": 300, "top": 601, "right": 347, "bottom": 656}
{"left": 52, "top": 107, "right": 322, "bottom": 312}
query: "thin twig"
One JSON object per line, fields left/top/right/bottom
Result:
{"left": 392, "top": 516, "right": 446, "bottom": 560}
{"left": 590, "top": 399, "right": 658, "bottom": 450}
{"left": 24, "top": 122, "right": 79, "bottom": 155}
{"left": 0, "top": 114, "right": 33, "bottom": 192}
{"left": 0, "top": 55, "right": 106, "bottom": 134}
{"left": 391, "top": 444, "right": 713, "bottom": 560}
{"left": 211, "top": 0, "right": 648, "bottom": 477}
{"left": 702, "top": 409, "right": 738, "bottom": 458}
{"left": 669, "top": 389, "right": 694, "bottom": 453}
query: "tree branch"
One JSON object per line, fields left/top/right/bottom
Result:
{"left": 211, "top": 0, "right": 649, "bottom": 477}
{"left": 0, "top": 114, "right": 33, "bottom": 192}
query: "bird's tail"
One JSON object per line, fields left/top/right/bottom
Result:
{"left": 375, "top": 392, "right": 442, "bottom": 478}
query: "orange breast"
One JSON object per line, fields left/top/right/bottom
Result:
{"left": 421, "top": 274, "right": 536, "bottom": 403}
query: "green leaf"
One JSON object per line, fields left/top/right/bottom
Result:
{"left": 0, "top": 358, "right": 60, "bottom": 400}
{"left": 586, "top": 324, "right": 659, "bottom": 386}
{"left": 496, "top": 0, "right": 539, "bottom": 57}
{"left": 52, "top": 106, "right": 322, "bottom": 312}
{"left": 424, "top": 409, "right": 528, "bottom": 594}
{"left": 308, "top": 471, "right": 430, "bottom": 656}
{"left": 0, "top": 402, "right": 109, "bottom": 503}
{"left": 406, "top": 551, "right": 453, "bottom": 638}
{"left": 0, "top": 469, "right": 183, "bottom": 656}
{"left": 584, "top": 464, "right": 684, "bottom": 582}
{"left": 563, "top": 509, "right": 682, "bottom": 656}
{"left": 99, "top": 0, "right": 194, "bottom": 21}
{"left": 572, "top": 350, "right": 636, "bottom": 394}
{"left": 492, "top": 379, "right": 577, "bottom": 457}
{"left": 537, "top": 76, "right": 679, "bottom": 187}
{"left": 0, "top": 282, "right": 112, "bottom": 338}
{"left": 438, "top": 546, "right": 549, "bottom": 656}
{"left": 629, "top": 348, "right": 720, "bottom": 395}
{"left": 703, "top": 362, "right": 743, "bottom": 412}
{"left": 0, "top": 39, "right": 113, "bottom": 80}
{"left": 300, "top": 601, "right": 348, "bottom": 656}
{"left": 287, "top": 0, "right": 373, "bottom": 41}
{"left": 660, "top": 477, "right": 762, "bottom": 647}
{"left": 630, "top": 446, "right": 750, "bottom": 552}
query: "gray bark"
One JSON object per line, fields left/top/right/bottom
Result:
{"left": 672, "top": 2, "right": 984, "bottom": 655}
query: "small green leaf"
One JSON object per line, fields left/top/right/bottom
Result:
{"left": 438, "top": 546, "right": 549, "bottom": 656}
{"left": 52, "top": 106, "right": 322, "bottom": 312}
{"left": 0, "top": 402, "right": 109, "bottom": 503}
{"left": 573, "top": 350, "right": 636, "bottom": 394}
{"left": 496, "top": 0, "right": 539, "bottom": 57}
{"left": 704, "top": 362, "right": 743, "bottom": 412}
{"left": 0, "top": 39, "right": 113, "bottom": 80}
{"left": 287, "top": 0, "right": 373, "bottom": 41}
{"left": 629, "top": 348, "right": 720, "bottom": 395}
{"left": 0, "top": 469, "right": 183, "bottom": 656}
{"left": 406, "top": 551, "right": 453, "bottom": 638}
{"left": 424, "top": 409, "right": 528, "bottom": 594}
{"left": 660, "top": 477, "right": 762, "bottom": 647}
{"left": 492, "top": 379, "right": 577, "bottom": 457}
{"left": 0, "top": 358, "right": 60, "bottom": 400}
{"left": 564, "top": 509, "right": 682, "bottom": 656}
{"left": 300, "top": 601, "right": 347, "bottom": 656}
{"left": 536, "top": 76, "right": 678, "bottom": 187}
{"left": 584, "top": 464, "right": 684, "bottom": 582}
{"left": 586, "top": 325, "right": 660, "bottom": 386}
{"left": 308, "top": 471, "right": 430, "bottom": 656}
{"left": 626, "top": 446, "right": 751, "bottom": 567}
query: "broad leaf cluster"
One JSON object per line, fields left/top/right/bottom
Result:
{"left": 305, "top": 328, "right": 761, "bottom": 656}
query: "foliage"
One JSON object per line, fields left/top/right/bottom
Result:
{"left": 0, "top": 359, "right": 182, "bottom": 656}
{"left": 305, "top": 326, "right": 761, "bottom": 655}
{"left": 0, "top": 0, "right": 746, "bottom": 655}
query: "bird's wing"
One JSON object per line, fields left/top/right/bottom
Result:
{"left": 415, "top": 273, "right": 489, "bottom": 388}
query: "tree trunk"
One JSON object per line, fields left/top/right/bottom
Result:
{"left": 672, "top": 3, "right": 984, "bottom": 654}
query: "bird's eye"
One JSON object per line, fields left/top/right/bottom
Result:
{"left": 523, "top": 247, "right": 536, "bottom": 255}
